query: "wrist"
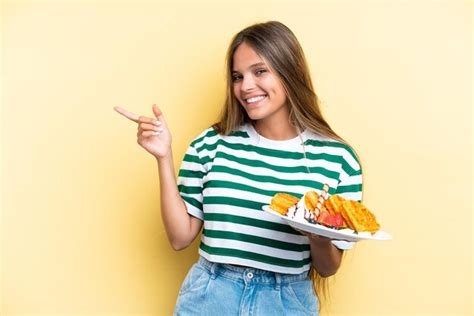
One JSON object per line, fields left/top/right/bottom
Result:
{"left": 156, "top": 150, "right": 173, "bottom": 163}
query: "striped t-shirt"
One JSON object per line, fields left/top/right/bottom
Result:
{"left": 177, "top": 123, "right": 363, "bottom": 274}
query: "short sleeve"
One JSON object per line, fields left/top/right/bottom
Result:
{"left": 177, "top": 143, "right": 206, "bottom": 221}
{"left": 335, "top": 169, "right": 363, "bottom": 203}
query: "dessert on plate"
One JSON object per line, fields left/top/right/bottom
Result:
{"left": 269, "top": 185, "right": 380, "bottom": 234}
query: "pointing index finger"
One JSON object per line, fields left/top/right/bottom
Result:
{"left": 114, "top": 106, "right": 140, "bottom": 123}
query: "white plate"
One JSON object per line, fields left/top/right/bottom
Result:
{"left": 262, "top": 206, "right": 392, "bottom": 242}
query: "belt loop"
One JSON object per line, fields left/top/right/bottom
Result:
{"left": 210, "top": 262, "right": 218, "bottom": 280}
{"left": 274, "top": 272, "right": 281, "bottom": 290}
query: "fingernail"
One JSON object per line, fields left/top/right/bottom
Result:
{"left": 154, "top": 120, "right": 162, "bottom": 126}
{"left": 153, "top": 131, "right": 161, "bottom": 135}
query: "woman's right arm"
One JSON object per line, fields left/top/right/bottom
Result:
{"left": 114, "top": 104, "right": 203, "bottom": 251}
{"left": 156, "top": 151, "right": 203, "bottom": 250}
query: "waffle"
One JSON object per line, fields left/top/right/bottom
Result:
{"left": 324, "top": 195, "right": 344, "bottom": 216}
{"left": 340, "top": 200, "right": 380, "bottom": 233}
{"left": 324, "top": 195, "right": 348, "bottom": 226}
{"left": 304, "top": 191, "right": 319, "bottom": 212}
{"left": 270, "top": 193, "right": 300, "bottom": 215}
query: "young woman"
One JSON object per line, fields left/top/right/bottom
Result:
{"left": 115, "top": 21, "right": 362, "bottom": 315}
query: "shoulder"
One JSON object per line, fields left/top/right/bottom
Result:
{"left": 303, "top": 131, "right": 361, "bottom": 173}
{"left": 189, "top": 126, "right": 219, "bottom": 148}
{"left": 189, "top": 124, "right": 251, "bottom": 149}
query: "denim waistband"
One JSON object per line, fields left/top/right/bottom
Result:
{"left": 197, "top": 256, "right": 310, "bottom": 289}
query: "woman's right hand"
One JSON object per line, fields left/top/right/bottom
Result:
{"left": 114, "top": 104, "right": 172, "bottom": 159}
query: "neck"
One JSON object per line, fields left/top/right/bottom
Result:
{"left": 253, "top": 120, "right": 299, "bottom": 140}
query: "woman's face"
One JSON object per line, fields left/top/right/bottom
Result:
{"left": 232, "top": 42, "right": 288, "bottom": 123}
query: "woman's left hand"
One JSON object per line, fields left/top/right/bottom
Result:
{"left": 293, "top": 227, "right": 333, "bottom": 245}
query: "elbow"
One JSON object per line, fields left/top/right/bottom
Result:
{"left": 313, "top": 263, "right": 340, "bottom": 278}
{"left": 167, "top": 219, "right": 202, "bottom": 251}
{"left": 170, "top": 239, "right": 191, "bottom": 251}
{"left": 317, "top": 269, "right": 338, "bottom": 278}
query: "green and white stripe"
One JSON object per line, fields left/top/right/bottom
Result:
{"left": 177, "top": 123, "right": 362, "bottom": 274}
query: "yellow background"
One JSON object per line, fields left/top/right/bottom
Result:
{"left": 1, "top": 0, "right": 472, "bottom": 315}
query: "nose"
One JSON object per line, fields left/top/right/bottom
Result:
{"left": 240, "top": 74, "right": 256, "bottom": 92}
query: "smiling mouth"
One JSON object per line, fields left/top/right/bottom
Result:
{"left": 245, "top": 95, "right": 267, "bottom": 104}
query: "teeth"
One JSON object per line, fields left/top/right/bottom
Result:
{"left": 246, "top": 95, "right": 266, "bottom": 103}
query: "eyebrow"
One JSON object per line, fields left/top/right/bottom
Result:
{"left": 232, "top": 62, "right": 266, "bottom": 73}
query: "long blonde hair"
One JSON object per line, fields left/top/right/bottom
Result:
{"left": 213, "top": 21, "right": 354, "bottom": 311}
{"left": 213, "top": 21, "right": 347, "bottom": 144}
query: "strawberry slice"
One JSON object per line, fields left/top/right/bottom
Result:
{"left": 333, "top": 213, "right": 344, "bottom": 228}
{"left": 316, "top": 211, "right": 333, "bottom": 226}
{"left": 317, "top": 212, "right": 344, "bottom": 228}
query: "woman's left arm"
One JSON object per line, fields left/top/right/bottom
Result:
{"left": 308, "top": 235, "right": 343, "bottom": 277}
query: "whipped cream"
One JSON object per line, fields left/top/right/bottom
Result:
{"left": 287, "top": 195, "right": 315, "bottom": 223}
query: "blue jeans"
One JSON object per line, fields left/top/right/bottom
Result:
{"left": 174, "top": 256, "right": 319, "bottom": 315}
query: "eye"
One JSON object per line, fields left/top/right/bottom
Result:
{"left": 231, "top": 74, "right": 242, "bottom": 82}
{"left": 255, "top": 68, "right": 267, "bottom": 76}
